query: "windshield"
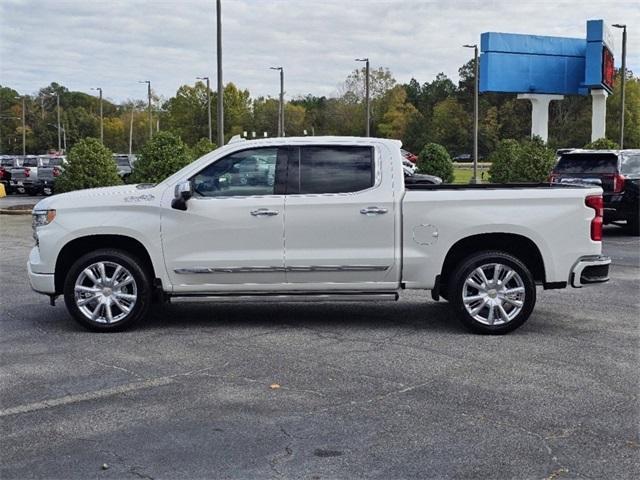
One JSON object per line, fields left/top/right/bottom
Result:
{"left": 47, "top": 158, "right": 64, "bottom": 166}
{"left": 23, "top": 158, "right": 39, "bottom": 167}
{"left": 1, "top": 159, "right": 16, "bottom": 166}
{"left": 554, "top": 153, "right": 618, "bottom": 174}
{"left": 620, "top": 153, "right": 640, "bottom": 175}
{"left": 115, "top": 156, "right": 131, "bottom": 166}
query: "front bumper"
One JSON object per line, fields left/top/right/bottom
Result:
{"left": 570, "top": 255, "right": 611, "bottom": 288}
{"left": 28, "top": 261, "right": 56, "bottom": 294}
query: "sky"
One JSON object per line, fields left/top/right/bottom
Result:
{"left": 1, "top": 0, "right": 639, "bottom": 104}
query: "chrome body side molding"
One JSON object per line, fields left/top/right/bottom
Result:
{"left": 174, "top": 265, "right": 390, "bottom": 274}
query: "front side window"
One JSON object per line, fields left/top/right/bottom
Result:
{"left": 192, "top": 148, "right": 279, "bottom": 197}
{"left": 297, "top": 146, "right": 374, "bottom": 194}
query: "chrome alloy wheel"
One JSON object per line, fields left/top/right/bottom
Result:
{"left": 462, "top": 263, "right": 525, "bottom": 326}
{"left": 74, "top": 261, "right": 138, "bottom": 324}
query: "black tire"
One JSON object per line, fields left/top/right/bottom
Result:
{"left": 448, "top": 251, "right": 536, "bottom": 335}
{"left": 63, "top": 249, "right": 152, "bottom": 332}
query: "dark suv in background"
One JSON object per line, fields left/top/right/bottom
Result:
{"left": 550, "top": 149, "right": 640, "bottom": 235}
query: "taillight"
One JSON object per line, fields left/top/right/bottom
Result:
{"left": 585, "top": 195, "right": 603, "bottom": 241}
{"left": 53, "top": 167, "right": 60, "bottom": 177}
{"left": 0, "top": 168, "right": 5, "bottom": 179}
{"left": 612, "top": 174, "right": 625, "bottom": 193}
{"left": 24, "top": 167, "right": 31, "bottom": 178}
{"left": 548, "top": 174, "right": 557, "bottom": 183}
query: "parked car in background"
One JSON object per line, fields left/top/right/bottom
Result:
{"left": 114, "top": 154, "right": 136, "bottom": 179}
{"left": 550, "top": 149, "right": 640, "bottom": 235}
{"left": 453, "top": 153, "right": 472, "bottom": 162}
{"left": 9, "top": 156, "right": 46, "bottom": 195}
{"left": 1, "top": 156, "right": 22, "bottom": 193}
{"left": 38, "top": 157, "right": 67, "bottom": 195}
{"left": 401, "top": 149, "right": 418, "bottom": 164}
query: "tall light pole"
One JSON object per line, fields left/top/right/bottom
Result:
{"left": 56, "top": 92, "right": 61, "bottom": 152}
{"left": 139, "top": 80, "right": 152, "bottom": 139}
{"left": 464, "top": 44, "right": 479, "bottom": 183}
{"left": 129, "top": 105, "right": 135, "bottom": 156}
{"left": 91, "top": 87, "right": 103, "bottom": 143}
{"left": 612, "top": 24, "right": 627, "bottom": 149}
{"left": 270, "top": 67, "right": 284, "bottom": 136}
{"left": 355, "top": 58, "right": 370, "bottom": 136}
{"left": 21, "top": 97, "right": 26, "bottom": 156}
{"left": 197, "top": 76, "right": 212, "bottom": 142}
{"left": 216, "top": 0, "right": 224, "bottom": 146}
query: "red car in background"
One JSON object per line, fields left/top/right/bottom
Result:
{"left": 401, "top": 149, "right": 418, "bottom": 164}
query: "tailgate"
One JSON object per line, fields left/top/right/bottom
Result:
{"left": 552, "top": 152, "right": 618, "bottom": 192}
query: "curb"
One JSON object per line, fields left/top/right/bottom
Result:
{"left": 0, "top": 208, "right": 33, "bottom": 215}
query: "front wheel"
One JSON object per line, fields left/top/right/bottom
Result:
{"left": 448, "top": 251, "right": 536, "bottom": 334}
{"left": 63, "top": 249, "right": 152, "bottom": 332}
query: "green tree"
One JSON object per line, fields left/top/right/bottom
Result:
{"left": 584, "top": 137, "right": 619, "bottom": 149}
{"left": 191, "top": 137, "right": 217, "bottom": 159}
{"left": 430, "top": 98, "right": 469, "bottom": 156}
{"left": 512, "top": 137, "right": 556, "bottom": 182}
{"left": 377, "top": 85, "right": 420, "bottom": 141}
{"left": 55, "top": 138, "right": 122, "bottom": 192}
{"left": 130, "top": 131, "right": 194, "bottom": 184}
{"left": 417, "top": 143, "right": 454, "bottom": 183}
{"left": 488, "top": 139, "right": 521, "bottom": 183}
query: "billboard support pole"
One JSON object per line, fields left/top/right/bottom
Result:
{"left": 517, "top": 93, "right": 564, "bottom": 143}
{"left": 590, "top": 89, "right": 608, "bottom": 142}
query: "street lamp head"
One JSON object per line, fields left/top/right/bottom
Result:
{"left": 196, "top": 76, "right": 209, "bottom": 80}
{"left": 355, "top": 58, "right": 368, "bottom": 62}
{"left": 270, "top": 66, "right": 283, "bottom": 71}
{"left": 463, "top": 44, "right": 477, "bottom": 49}
{"left": 612, "top": 24, "right": 626, "bottom": 29}
{"left": 138, "top": 80, "right": 150, "bottom": 84}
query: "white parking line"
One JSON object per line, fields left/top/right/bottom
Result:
{"left": 0, "top": 376, "right": 174, "bottom": 418}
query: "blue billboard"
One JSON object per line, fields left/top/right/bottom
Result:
{"left": 479, "top": 20, "right": 614, "bottom": 96}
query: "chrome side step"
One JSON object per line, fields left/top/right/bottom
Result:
{"left": 170, "top": 292, "right": 399, "bottom": 303}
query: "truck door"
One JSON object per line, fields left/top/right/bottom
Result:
{"left": 161, "top": 147, "right": 288, "bottom": 293}
{"left": 283, "top": 144, "right": 399, "bottom": 289}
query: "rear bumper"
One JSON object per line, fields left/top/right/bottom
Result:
{"left": 570, "top": 255, "right": 611, "bottom": 288}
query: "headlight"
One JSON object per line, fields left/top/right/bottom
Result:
{"left": 32, "top": 209, "right": 56, "bottom": 243}
{"left": 32, "top": 209, "right": 56, "bottom": 228}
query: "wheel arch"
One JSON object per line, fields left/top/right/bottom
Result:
{"left": 54, "top": 234, "right": 157, "bottom": 294}
{"left": 439, "top": 233, "right": 546, "bottom": 291}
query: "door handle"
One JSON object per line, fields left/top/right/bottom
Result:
{"left": 250, "top": 208, "right": 279, "bottom": 217}
{"left": 360, "top": 206, "right": 388, "bottom": 215}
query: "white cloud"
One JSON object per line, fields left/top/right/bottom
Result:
{"left": 1, "top": 0, "right": 638, "bottom": 102}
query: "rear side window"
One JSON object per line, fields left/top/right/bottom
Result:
{"left": 621, "top": 153, "right": 640, "bottom": 174}
{"left": 554, "top": 153, "right": 618, "bottom": 174}
{"left": 297, "top": 146, "right": 374, "bottom": 194}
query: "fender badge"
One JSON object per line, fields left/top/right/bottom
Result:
{"left": 124, "top": 194, "right": 155, "bottom": 203}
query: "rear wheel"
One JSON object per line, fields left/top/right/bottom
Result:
{"left": 63, "top": 249, "right": 152, "bottom": 332}
{"left": 448, "top": 251, "right": 536, "bottom": 334}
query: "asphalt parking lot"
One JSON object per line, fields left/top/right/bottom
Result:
{"left": 1, "top": 213, "right": 638, "bottom": 480}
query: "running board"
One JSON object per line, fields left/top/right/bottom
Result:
{"left": 170, "top": 292, "right": 399, "bottom": 303}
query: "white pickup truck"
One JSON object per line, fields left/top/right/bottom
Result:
{"left": 28, "top": 136, "right": 610, "bottom": 334}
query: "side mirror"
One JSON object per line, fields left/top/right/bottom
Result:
{"left": 171, "top": 181, "right": 193, "bottom": 211}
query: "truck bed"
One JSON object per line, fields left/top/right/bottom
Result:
{"left": 405, "top": 182, "right": 594, "bottom": 190}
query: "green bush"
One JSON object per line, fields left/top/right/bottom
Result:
{"left": 489, "top": 137, "right": 555, "bottom": 183}
{"left": 417, "top": 143, "right": 454, "bottom": 183}
{"left": 584, "top": 137, "right": 619, "bottom": 150}
{"left": 55, "top": 138, "right": 122, "bottom": 193}
{"left": 129, "top": 131, "right": 194, "bottom": 184}
{"left": 191, "top": 137, "right": 218, "bottom": 159}
{"left": 488, "top": 139, "right": 521, "bottom": 183}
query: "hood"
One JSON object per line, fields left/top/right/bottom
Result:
{"left": 34, "top": 184, "right": 162, "bottom": 211}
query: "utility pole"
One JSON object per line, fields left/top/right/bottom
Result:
{"left": 139, "top": 80, "right": 152, "bottom": 139}
{"left": 21, "top": 97, "right": 26, "bottom": 156}
{"left": 197, "top": 76, "right": 212, "bottom": 142}
{"left": 216, "top": 0, "right": 224, "bottom": 146}
{"left": 56, "top": 93, "right": 61, "bottom": 152}
{"left": 270, "top": 67, "right": 284, "bottom": 136}
{"left": 612, "top": 24, "right": 627, "bottom": 149}
{"left": 129, "top": 105, "right": 134, "bottom": 156}
{"left": 92, "top": 87, "right": 103, "bottom": 143}
{"left": 355, "top": 58, "right": 370, "bottom": 136}
{"left": 464, "top": 44, "right": 479, "bottom": 183}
